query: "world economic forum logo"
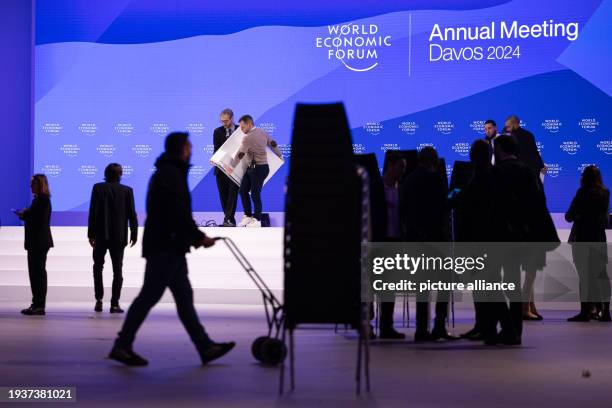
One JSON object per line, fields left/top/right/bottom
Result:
{"left": 381, "top": 143, "right": 399, "bottom": 152}
{"left": 578, "top": 118, "right": 599, "bottom": 133}
{"left": 434, "top": 121, "right": 454, "bottom": 135}
{"left": 316, "top": 23, "right": 392, "bottom": 72}
{"left": 545, "top": 163, "right": 561, "bottom": 178}
{"left": 560, "top": 141, "right": 580, "bottom": 155}
{"left": 452, "top": 142, "right": 470, "bottom": 157}
{"left": 278, "top": 144, "right": 292, "bottom": 159}
{"left": 353, "top": 144, "right": 366, "bottom": 154}
{"left": 97, "top": 144, "right": 116, "bottom": 158}
{"left": 399, "top": 121, "right": 419, "bottom": 135}
{"left": 122, "top": 165, "right": 134, "bottom": 179}
{"left": 469, "top": 120, "right": 485, "bottom": 134}
{"left": 60, "top": 144, "right": 80, "bottom": 158}
{"left": 258, "top": 122, "right": 277, "bottom": 136}
{"left": 541, "top": 119, "right": 562, "bottom": 134}
{"left": 597, "top": 140, "right": 612, "bottom": 155}
{"left": 78, "top": 165, "right": 98, "bottom": 178}
{"left": 41, "top": 164, "right": 62, "bottom": 178}
{"left": 364, "top": 121, "right": 383, "bottom": 135}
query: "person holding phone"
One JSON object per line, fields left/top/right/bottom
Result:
{"left": 14, "top": 174, "right": 53, "bottom": 316}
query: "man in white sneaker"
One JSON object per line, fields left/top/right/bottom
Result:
{"left": 230, "top": 115, "right": 282, "bottom": 227}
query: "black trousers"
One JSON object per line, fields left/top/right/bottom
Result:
{"left": 27, "top": 248, "right": 49, "bottom": 309}
{"left": 115, "top": 251, "right": 212, "bottom": 349}
{"left": 93, "top": 241, "right": 125, "bottom": 306}
{"left": 480, "top": 256, "right": 523, "bottom": 339}
{"left": 416, "top": 295, "right": 449, "bottom": 333}
{"left": 240, "top": 164, "right": 269, "bottom": 220}
{"left": 216, "top": 172, "right": 238, "bottom": 224}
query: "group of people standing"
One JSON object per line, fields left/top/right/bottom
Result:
{"left": 12, "top": 113, "right": 609, "bottom": 365}
{"left": 375, "top": 115, "right": 610, "bottom": 346}
{"left": 13, "top": 112, "right": 283, "bottom": 366}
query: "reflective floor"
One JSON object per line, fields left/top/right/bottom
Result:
{"left": 1, "top": 302, "right": 611, "bottom": 407}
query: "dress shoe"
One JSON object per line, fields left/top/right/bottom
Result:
{"left": 522, "top": 313, "right": 540, "bottom": 321}
{"left": 94, "top": 301, "right": 102, "bottom": 312}
{"left": 379, "top": 328, "right": 406, "bottom": 340}
{"left": 466, "top": 331, "right": 485, "bottom": 341}
{"left": 498, "top": 334, "right": 521, "bottom": 346}
{"left": 221, "top": 221, "right": 236, "bottom": 227}
{"left": 414, "top": 331, "right": 433, "bottom": 342}
{"left": 567, "top": 313, "right": 591, "bottom": 322}
{"left": 484, "top": 332, "right": 520, "bottom": 346}
{"left": 197, "top": 342, "right": 236, "bottom": 365}
{"left": 483, "top": 333, "right": 499, "bottom": 346}
{"left": 430, "top": 328, "right": 460, "bottom": 341}
{"left": 460, "top": 327, "right": 479, "bottom": 338}
{"left": 108, "top": 345, "right": 148, "bottom": 366}
{"left": 21, "top": 306, "right": 45, "bottom": 316}
{"left": 110, "top": 305, "right": 124, "bottom": 314}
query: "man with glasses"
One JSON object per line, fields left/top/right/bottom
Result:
{"left": 212, "top": 108, "right": 239, "bottom": 227}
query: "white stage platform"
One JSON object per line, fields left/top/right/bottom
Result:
{"left": 2, "top": 226, "right": 607, "bottom": 308}
{"left": 0, "top": 227, "right": 283, "bottom": 305}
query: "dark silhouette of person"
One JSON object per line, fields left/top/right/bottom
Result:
{"left": 379, "top": 155, "right": 406, "bottom": 339}
{"left": 566, "top": 165, "right": 611, "bottom": 322}
{"left": 109, "top": 132, "right": 235, "bottom": 366}
{"left": 505, "top": 114, "right": 545, "bottom": 182}
{"left": 88, "top": 163, "right": 138, "bottom": 313}
{"left": 213, "top": 108, "right": 239, "bottom": 227}
{"left": 455, "top": 139, "right": 497, "bottom": 341}
{"left": 400, "top": 147, "right": 459, "bottom": 342}
{"left": 506, "top": 116, "right": 552, "bottom": 321}
{"left": 486, "top": 135, "right": 548, "bottom": 345}
{"left": 14, "top": 174, "right": 53, "bottom": 315}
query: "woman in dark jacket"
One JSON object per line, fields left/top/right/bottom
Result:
{"left": 565, "top": 165, "right": 610, "bottom": 322}
{"left": 14, "top": 174, "right": 54, "bottom": 315}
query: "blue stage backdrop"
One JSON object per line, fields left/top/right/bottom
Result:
{"left": 34, "top": 0, "right": 612, "bottom": 221}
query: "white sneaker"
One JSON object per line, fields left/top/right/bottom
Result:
{"left": 245, "top": 219, "right": 261, "bottom": 228}
{"left": 238, "top": 216, "right": 253, "bottom": 227}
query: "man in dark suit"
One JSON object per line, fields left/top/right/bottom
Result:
{"left": 108, "top": 132, "right": 235, "bottom": 367}
{"left": 88, "top": 163, "right": 138, "bottom": 313}
{"left": 505, "top": 115, "right": 545, "bottom": 182}
{"left": 485, "top": 135, "right": 546, "bottom": 345}
{"left": 213, "top": 108, "right": 239, "bottom": 227}
{"left": 400, "top": 147, "right": 458, "bottom": 342}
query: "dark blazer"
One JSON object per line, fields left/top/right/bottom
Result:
{"left": 87, "top": 182, "right": 138, "bottom": 246}
{"left": 400, "top": 166, "right": 449, "bottom": 242}
{"left": 455, "top": 166, "right": 501, "bottom": 242}
{"left": 566, "top": 187, "right": 610, "bottom": 242}
{"left": 142, "top": 153, "right": 205, "bottom": 258}
{"left": 21, "top": 195, "right": 53, "bottom": 251}
{"left": 512, "top": 127, "right": 544, "bottom": 177}
{"left": 213, "top": 125, "right": 236, "bottom": 175}
{"left": 494, "top": 158, "right": 547, "bottom": 242}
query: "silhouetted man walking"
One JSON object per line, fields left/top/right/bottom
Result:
{"left": 109, "top": 132, "right": 235, "bottom": 366}
{"left": 88, "top": 163, "right": 138, "bottom": 313}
